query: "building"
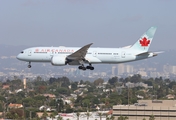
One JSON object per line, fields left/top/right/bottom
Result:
{"left": 43, "top": 94, "right": 56, "bottom": 99}
{"left": 112, "top": 66, "right": 117, "bottom": 76}
{"left": 113, "top": 100, "right": 176, "bottom": 120}
{"left": 37, "top": 111, "right": 110, "bottom": 120}
{"left": 125, "top": 82, "right": 135, "bottom": 88}
{"left": 23, "top": 78, "right": 26, "bottom": 89}
{"left": 166, "top": 94, "right": 175, "bottom": 99}
{"left": 8, "top": 103, "right": 23, "bottom": 109}
{"left": 2, "top": 84, "right": 10, "bottom": 89}
{"left": 117, "top": 64, "right": 125, "bottom": 75}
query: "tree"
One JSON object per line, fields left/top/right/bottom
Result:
{"left": 105, "top": 113, "right": 110, "bottom": 120}
{"left": 87, "top": 86, "right": 94, "bottom": 93}
{"left": 117, "top": 116, "right": 129, "bottom": 120}
{"left": 38, "top": 85, "right": 47, "bottom": 94}
{"left": 5, "top": 108, "right": 24, "bottom": 119}
{"left": 75, "top": 112, "right": 80, "bottom": 120}
{"left": 130, "top": 74, "right": 142, "bottom": 83}
{"left": 71, "top": 82, "right": 78, "bottom": 90}
{"left": 55, "top": 87, "right": 70, "bottom": 95}
{"left": 57, "top": 99, "right": 64, "bottom": 112}
{"left": 94, "top": 78, "right": 104, "bottom": 86}
{"left": 149, "top": 114, "right": 155, "bottom": 120}
{"left": 41, "top": 111, "right": 48, "bottom": 120}
{"left": 85, "top": 112, "right": 91, "bottom": 120}
{"left": 97, "top": 112, "right": 103, "bottom": 120}
{"left": 57, "top": 116, "right": 63, "bottom": 120}
{"left": 6, "top": 112, "right": 13, "bottom": 119}
{"left": 0, "top": 96, "right": 6, "bottom": 102}
{"left": 36, "top": 76, "right": 42, "bottom": 81}
{"left": 50, "top": 112, "right": 55, "bottom": 120}
{"left": 110, "top": 115, "right": 115, "bottom": 120}
{"left": 13, "top": 113, "right": 19, "bottom": 120}
{"left": 65, "top": 104, "right": 73, "bottom": 113}
{"left": 106, "top": 115, "right": 110, "bottom": 120}
{"left": 59, "top": 77, "right": 70, "bottom": 87}
{"left": 108, "top": 77, "right": 118, "bottom": 85}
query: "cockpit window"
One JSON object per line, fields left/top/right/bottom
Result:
{"left": 21, "top": 51, "right": 24, "bottom": 53}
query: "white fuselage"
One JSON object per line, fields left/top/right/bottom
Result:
{"left": 17, "top": 46, "right": 154, "bottom": 65}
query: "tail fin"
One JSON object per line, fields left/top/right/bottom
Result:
{"left": 130, "top": 26, "right": 157, "bottom": 52}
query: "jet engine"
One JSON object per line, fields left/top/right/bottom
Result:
{"left": 51, "top": 56, "right": 67, "bottom": 66}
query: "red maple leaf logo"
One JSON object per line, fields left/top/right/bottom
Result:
{"left": 139, "top": 37, "right": 150, "bottom": 46}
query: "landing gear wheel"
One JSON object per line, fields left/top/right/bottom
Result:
{"left": 82, "top": 67, "right": 86, "bottom": 70}
{"left": 28, "top": 62, "right": 31, "bottom": 68}
{"left": 78, "top": 66, "right": 83, "bottom": 69}
{"left": 78, "top": 66, "right": 86, "bottom": 70}
{"left": 90, "top": 67, "right": 94, "bottom": 70}
{"left": 86, "top": 66, "right": 91, "bottom": 69}
{"left": 86, "top": 65, "right": 94, "bottom": 70}
{"left": 28, "top": 65, "right": 31, "bottom": 68}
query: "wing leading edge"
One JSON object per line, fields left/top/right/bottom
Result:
{"left": 66, "top": 43, "right": 93, "bottom": 61}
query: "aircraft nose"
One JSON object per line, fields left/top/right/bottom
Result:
{"left": 16, "top": 54, "right": 21, "bottom": 60}
{"left": 16, "top": 54, "right": 19, "bottom": 59}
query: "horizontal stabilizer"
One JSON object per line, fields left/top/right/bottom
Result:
{"left": 136, "top": 52, "right": 150, "bottom": 56}
{"left": 136, "top": 51, "right": 164, "bottom": 57}
{"left": 153, "top": 51, "right": 164, "bottom": 54}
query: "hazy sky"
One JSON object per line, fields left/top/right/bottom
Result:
{"left": 0, "top": 0, "right": 175, "bottom": 50}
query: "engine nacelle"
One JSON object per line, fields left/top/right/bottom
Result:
{"left": 51, "top": 56, "right": 66, "bottom": 66}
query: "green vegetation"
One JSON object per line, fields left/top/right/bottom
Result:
{"left": 118, "top": 116, "right": 129, "bottom": 120}
{"left": 0, "top": 74, "right": 175, "bottom": 119}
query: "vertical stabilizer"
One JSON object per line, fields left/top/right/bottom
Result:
{"left": 130, "top": 26, "right": 157, "bottom": 52}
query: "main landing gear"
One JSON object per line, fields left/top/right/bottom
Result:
{"left": 78, "top": 64, "right": 94, "bottom": 70}
{"left": 28, "top": 62, "right": 31, "bottom": 68}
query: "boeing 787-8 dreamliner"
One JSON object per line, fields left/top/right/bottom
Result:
{"left": 17, "top": 26, "right": 160, "bottom": 70}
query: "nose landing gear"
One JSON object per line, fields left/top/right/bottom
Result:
{"left": 28, "top": 62, "right": 31, "bottom": 68}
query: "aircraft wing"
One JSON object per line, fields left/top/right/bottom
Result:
{"left": 66, "top": 43, "right": 93, "bottom": 61}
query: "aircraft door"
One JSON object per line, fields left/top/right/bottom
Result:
{"left": 28, "top": 49, "right": 32, "bottom": 56}
{"left": 48, "top": 51, "right": 54, "bottom": 60}
{"left": 50, "top": 51, "right": 54, "bottom": 57}
{"left": 121, "top": 51, "right": 126, "bottom": 58}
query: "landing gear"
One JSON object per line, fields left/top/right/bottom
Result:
{"left": 78, "top": 63, "right": 94, "bottom": 70}
{"left": 28, "top": 65, "right": 31, "bottom": 68}
{"left": 86, "top": 65, "right": 94, "bottom": 70}
{"left": 78, "top": 65, "right": 86, "bottom": 70}
{"left": 28, "top": 62, "right": 31, "bottom": 68}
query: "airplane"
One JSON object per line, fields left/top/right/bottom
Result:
{"left": 17, "top": 26, "right": 160, "bottom": 70}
